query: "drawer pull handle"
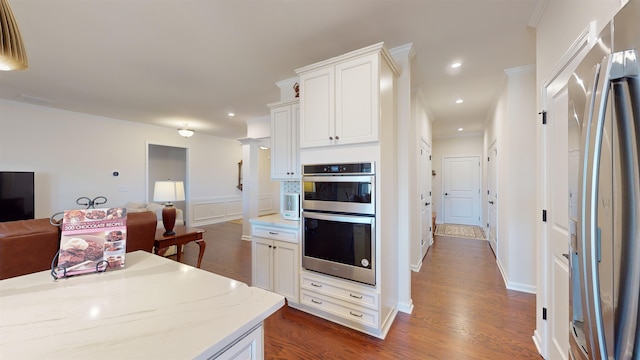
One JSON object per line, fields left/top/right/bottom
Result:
{"left": 349, "top": 293, "right": 363, "bottom": 299}
{"left": 349, "top": 311, "right": 363, "bottom": 318}
{"left": 311, "top": 299, "right": 323, "bottom": 305}
{"left": 310, "top": 282, "right": 322, "bottom": 288}
{"left": 269, "top": 231, "right": 278, "bottom": 235}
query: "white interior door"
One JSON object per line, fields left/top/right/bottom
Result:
{"left": 487, "top": 143, "right": 498, "bottom": 255}
{"left": 442, "top": 156, "right": 481, "bottom": 226}
{"left": 544, "top": 85, "right": 571, "bottom": 360}
{"left": 420, "top": 140, "right": 432, "bottom": 257}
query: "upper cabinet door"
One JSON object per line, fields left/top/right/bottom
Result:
{"left": 335, "top": 54, "right": 379, "bottom": 145}
{"left": 299, "top": 67, "right": 334, "bottom": 148}
{"left": 270, "top": 100, "right": 300, "bottom": 180}
{"left": 270, "top": 105, "right": 292, "bottom": 179}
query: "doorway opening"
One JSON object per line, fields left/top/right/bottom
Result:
{"left": 147, "top": 143, "right": 188, "bottom": 223}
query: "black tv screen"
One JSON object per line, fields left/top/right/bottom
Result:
{"left": 0, "top": 171, "right": 35, "bottom": 222}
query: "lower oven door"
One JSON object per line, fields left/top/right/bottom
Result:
{"left": 302, "top": 211, "right": 375, "bottom": 286}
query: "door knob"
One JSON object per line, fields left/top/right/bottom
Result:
{"left": 562, "top": 253, "right": 569, "bottom": 260}
{"left": 489, "top": 201, "right": 494, "bottom": 204}
{"left": 425, "top": 202, "right": 431, "bottom": 206}
{"left": 445, "top": 193, "right": 449, "bottom": 196}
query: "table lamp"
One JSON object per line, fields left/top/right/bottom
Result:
{"left": 153, "top": 180, "right": 185, "bottom": 236}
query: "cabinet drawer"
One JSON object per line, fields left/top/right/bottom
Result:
{"left": 252, "top": 226, "right": 297, "bottom": 243}
{"left": 300, "top": 272, "right": 378, "bottom": 310}
{"left": 301, "top": 289, "right": 379, "bottom": 328}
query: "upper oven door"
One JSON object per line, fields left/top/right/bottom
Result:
{"left": 302, "top": 175, "right": 374, "bottom": 214}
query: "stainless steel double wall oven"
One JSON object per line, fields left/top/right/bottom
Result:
{"left": 301, "top": 162, "right": 376, "bottom": 285}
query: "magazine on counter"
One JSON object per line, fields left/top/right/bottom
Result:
{"left": 54, "top": 207, "right": 127, "bottom": 278}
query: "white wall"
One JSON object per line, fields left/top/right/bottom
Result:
{"left": 432, "top": 135, "right": 484, "bottom": 225}
{"left": 500, "top": 66, "right": 537, "bottom": 293}
{"left": 258, "top": 147, "right": 279, "bottom": 214}
{"left": 484, "top": 66, "right": 537, "bottom": 293}
{"left": 0, "top": 99, "right": 264, "bottom": 225}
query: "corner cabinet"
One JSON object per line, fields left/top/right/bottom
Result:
{"left": 251, "top": 218, "right": 299, "bottom": 304}
{"left": 269, "top": 100, "right": 300, "bottom": 180}
{"left": 296, "top": 43, "right": 395, "bottom": 148}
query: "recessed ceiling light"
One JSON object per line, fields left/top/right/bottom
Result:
{"left": 451, "top": 62, "right": 462, "bottom": 68}
{"left": 458, "top": 128, "right": 464, "bottom": 132}
{"left": 456, "top": 99, "right": 463, "bottom": 104}
{"left": 228, "top": 112, "right": 235, "bottom": 117}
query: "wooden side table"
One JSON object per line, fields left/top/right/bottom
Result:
{"left": 154, "top": 226, "right": 206, "bottom": 268}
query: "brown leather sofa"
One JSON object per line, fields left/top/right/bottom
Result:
{"left": 0, "top": 211, "right": 157, "bottom": 280}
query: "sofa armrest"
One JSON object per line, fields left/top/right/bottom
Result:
{"left": 0, "top": 219, "right": 61, "bottom": 280}
{"left": 125, "top": 211, "right": 157, "bottom": 253}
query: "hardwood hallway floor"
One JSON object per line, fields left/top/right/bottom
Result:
{"left": 178, "top": 222, "right": 541, "bottom": 359}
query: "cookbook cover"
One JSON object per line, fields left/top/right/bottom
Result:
{"left": 55, "top": 207, "right": 127, "bottom": 278}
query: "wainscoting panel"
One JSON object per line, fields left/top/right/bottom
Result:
{"left": 190, "top": 194, "right": 275, "bottom": 227}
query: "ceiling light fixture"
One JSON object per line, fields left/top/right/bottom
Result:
{"left": 0, "top": 0, "right": 28, "bottom": 71}
{"left": 451, "top": 62, "right": 462, "bottom": 68}
{"left": 458, "top": 128, "right": 464, "bottom": 132}
{"left": 178, "top": 124, "right": 194, "bottom": 138}
{"left": 456, "top": 99, "right": 464, "bottom": 104}
{"left": 228, "top": 112, "right": 235, "bottom": 117}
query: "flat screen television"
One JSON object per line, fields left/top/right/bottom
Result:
{"left": 0, "top": 171, "right": 35, "bottom": 222}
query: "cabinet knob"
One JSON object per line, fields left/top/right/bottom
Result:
{"left": 335, "top": 135, "right": 340, "bottom": 140}
{"left": 329, "top": 136, "right": 333, "bottom": 140}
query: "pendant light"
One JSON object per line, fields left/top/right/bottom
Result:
{"left": 178, "top": 123, "right": 194, "bottom": 137}
{"left": 0, "top": 0, "right": 28, "bottom": 71}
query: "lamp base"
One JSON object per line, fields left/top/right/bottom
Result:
{"left": 161, "top": 205, "right": 177, "bottom": 237}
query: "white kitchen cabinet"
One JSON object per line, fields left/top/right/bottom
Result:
{"left": 251, "top": 224, "right": 299, "bottom": 304}
{"left": 295, "top": 270, "right": 381, "bottom": 335}
{"left": 297, "top": 43, "right": 392, "bottom": 148}
{"left": 269, "top": 100, "right": 300, "bottom": 180}
{"left": 214, "top": 324, "right": 263, "bottom": 360}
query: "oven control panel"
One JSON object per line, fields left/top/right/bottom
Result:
{"left": 303, "top": 162, "right": 374, "bottom": 175}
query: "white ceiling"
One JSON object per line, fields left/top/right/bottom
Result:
{"left": 0, "top": 0, "right": 539, "bottom": 140}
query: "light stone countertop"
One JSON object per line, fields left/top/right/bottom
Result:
{"left": 249, "top": 213, "right": 300, "bottom": 230}
{"left": 0, "top": 251, "right": 284, "bottom": 359}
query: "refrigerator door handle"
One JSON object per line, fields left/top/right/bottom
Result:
{"left": 609, "top": 49, "right": 640, "bottom": 360}
{"left": 587, "top": 53, "right": 613, "bottom": 359}
{"left": 578, "top": 59, "right": 603, "bottom": 359}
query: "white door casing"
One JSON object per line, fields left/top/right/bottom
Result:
{"left": 442, "top": 156, "right": 481, "bottom": 226}
{"left": 487, "top": 143, "right": 498, "bottom": 255}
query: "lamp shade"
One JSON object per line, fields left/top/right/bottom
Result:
{"left": 0, "top": 0, "right": 28, "bottom": 71}
{"left": 153, "top": 181, "right": 185, "bottom": 203}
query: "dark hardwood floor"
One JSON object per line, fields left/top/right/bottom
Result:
{"left": 177, "top": 222, "right": 541, "bottom": 359}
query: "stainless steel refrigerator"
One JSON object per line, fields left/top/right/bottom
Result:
{"left": 568, "top": 0, "right": 640, "bottom": 359}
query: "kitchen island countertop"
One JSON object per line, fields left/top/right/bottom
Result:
{"left": 0, "top": 251, "right": 284, "bottom": 359}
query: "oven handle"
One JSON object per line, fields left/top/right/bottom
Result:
{"left": 302, "top": 175, "right": 374, "bottom": 183}
{"left": 302, "top": 210, "right": 375, "bottom": 224}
